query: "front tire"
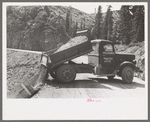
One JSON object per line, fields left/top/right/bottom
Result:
{"left": 56, "top": 65, "right": 76, "bottom": 83}
{"left": 121, "top": 66, "right": 134, "bottom": 84}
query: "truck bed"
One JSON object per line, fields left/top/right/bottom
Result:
{"left": 49, "top": 40, "right": 93, "bottom": 68}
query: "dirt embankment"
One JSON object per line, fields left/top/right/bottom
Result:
{"left": 7, "top": 49, "right": 43, "bottom": 93}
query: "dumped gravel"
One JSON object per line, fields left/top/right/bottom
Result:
{"left": 54, "top": 36, "right": 88, "bottom": 53}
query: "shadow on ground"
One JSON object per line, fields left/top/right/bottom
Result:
{"left": 46, "top": 77, "right": 145, "bottom": 90}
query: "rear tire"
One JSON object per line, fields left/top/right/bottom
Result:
{"left": 56, "top": 65, "right": 76, "bottom": 83}
{"left": 121, "top": 66, "right": 134, "bottom": 84}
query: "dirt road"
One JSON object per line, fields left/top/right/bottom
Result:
{"left": 32, "top": 74, "right": 145, "bottom": 98}
{"left": 32, "top": 55, "right": 146, "bottom": 98}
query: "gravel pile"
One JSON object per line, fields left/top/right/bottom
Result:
{"left": 54, "top": 36, "right": 88, "bottom": 53}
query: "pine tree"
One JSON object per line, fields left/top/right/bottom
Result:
{"left": 97, "top": 5, "right": 102, "bottom": 39}
{"left": 76, "top": 22, "right": 78, "bottom": 30}
{"left": 44, "top": 6, "right": 49, "bottom": 17}
{"left": 69, "top": 7, "right": 72, "bottom": 35}
{"left": 111, "top": 10, "right": 120, "bottom": 43}
{"left": 107, "top": 8, "right": 113, "bottom": 40}
{"left": 65, "top": 6, "right": 72, "bottom": 36}
{"left": 80, "top": 19, "right": 82, "bottom": 29}
{"left": 102, "top": 5, "right": 113, "bottom": 40}
{"left": 131, "top": 6, "right": 144, "bottom": 42}
{"left": 91, "top": 5, "right": 102, "bottom": 39}
{"left": 118, "top": 5, "right": 132, "bottom": 45}
{"left": 66, "top": 7, "right": 70, "bottom": 33}
{"left": 72, "top": 22, "right": 77, "bottom": 37}
{"left": 83, "top": 17, "right": 86, "bottom": 29}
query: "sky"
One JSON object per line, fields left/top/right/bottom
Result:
{"left": 48, "top": 2, "right": 122, "bottom": 13}
{"left": 63, "top": 3, "right": 122, "bottom": 13}
{"left": 7, "top": 2, "right": 146, "bottom": 14}
{"left": 56, "top": 2, "right": 146, "bottom": 13}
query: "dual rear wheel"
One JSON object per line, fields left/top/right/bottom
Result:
{"left": 52, "top": 65, "right": 76, "bottom": 83}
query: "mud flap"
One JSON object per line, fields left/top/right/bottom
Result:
{"left": 40, "top": 54, "right": 48, "bottom": 67}
{"left": 33, "top": 64, "right": 48, "bottom": 89}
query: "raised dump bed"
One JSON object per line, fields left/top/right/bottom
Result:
{"left": 49, "top": 37, "right": 93, "bottom": 68}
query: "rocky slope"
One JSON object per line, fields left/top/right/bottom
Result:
{"left": 7, "top": 6, "right": 95, "bottom": 51}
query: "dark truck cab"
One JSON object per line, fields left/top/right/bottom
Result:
{"left": 88, "top": 39, "right": 136, "bottom": 83}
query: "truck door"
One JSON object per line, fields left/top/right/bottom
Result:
{"left": 99, "top": 43, "right": 116, "bottom": 74}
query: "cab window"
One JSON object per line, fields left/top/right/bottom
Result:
{"left": 103, "top": 44, "right": 114, "bottom": 54}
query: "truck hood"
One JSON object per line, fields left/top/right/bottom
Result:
{"left": 116, "top": 53, "right": 135, "bottom": 62}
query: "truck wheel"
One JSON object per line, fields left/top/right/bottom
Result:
{"left": 50, "top": 70, "right": 57, "bottom": 79}
{"left": 121, "top": 66, "right": 134, "bottom": 84}
{"left": 56, "top": 65, "right": 76, "bottom": 83}
{"left": 107, "top": 76, "right": 115, "bottom": 80}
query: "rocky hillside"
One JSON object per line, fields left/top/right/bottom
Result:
{"left": 7, "top": 6, "right": 95, "bottom": 51}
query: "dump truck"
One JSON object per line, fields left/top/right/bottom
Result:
{"left": 41, "top": 31, "right": 136, "bottom": 84}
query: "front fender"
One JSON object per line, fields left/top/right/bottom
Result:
{"left": 113, "top": 61, "right": 135, "bottom": 75}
